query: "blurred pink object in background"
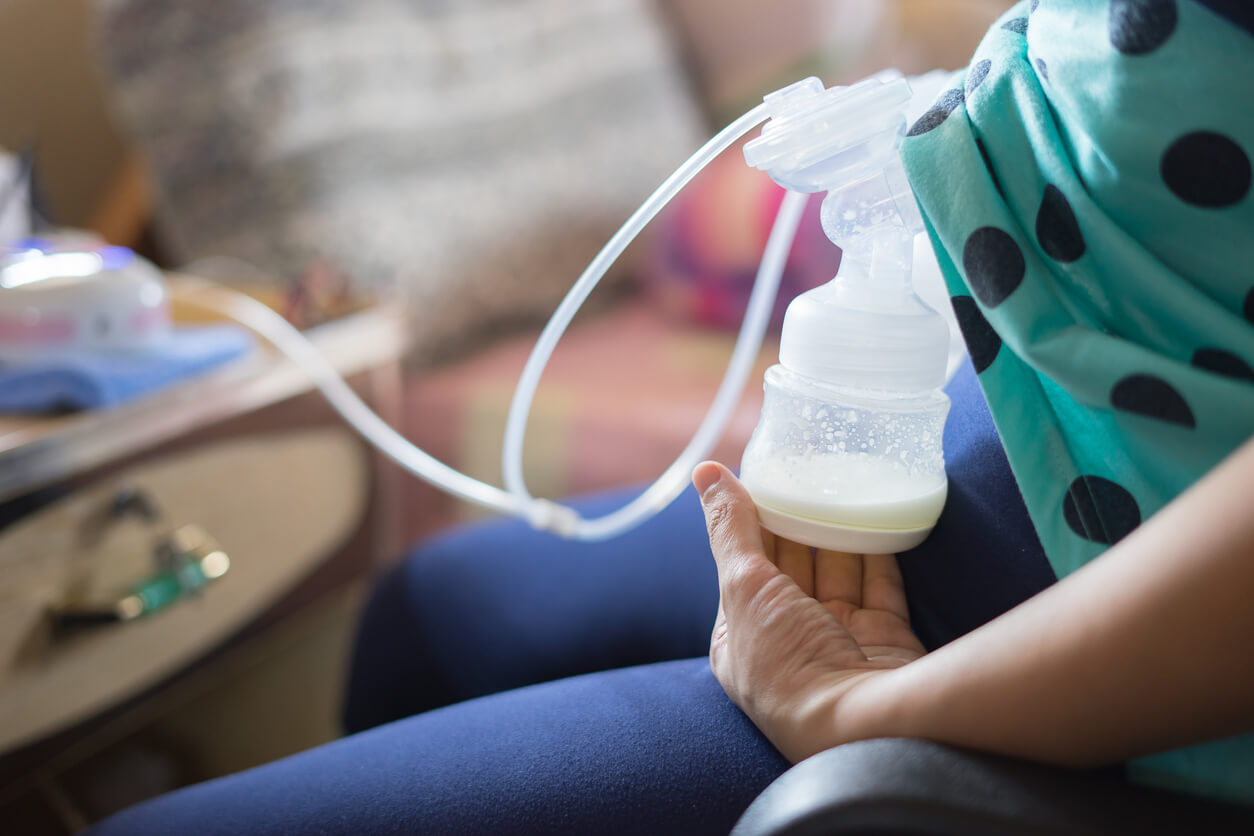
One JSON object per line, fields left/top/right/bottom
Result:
{"left": 640, "top": 140, "right": 839, "bottom": 332}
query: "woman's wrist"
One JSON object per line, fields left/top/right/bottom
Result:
{"left": 830, "top": 665, "right": 921, "bottom": 749}
{"left": 770, "top": 667, "right": 919, "bottom": 763}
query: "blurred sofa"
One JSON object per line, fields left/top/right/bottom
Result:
{"left": 90, "top": 0, "right": 853, "bottom": 546}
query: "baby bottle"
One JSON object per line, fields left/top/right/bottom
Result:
{"left": 739, "top": 75, "right": 951, "bottom": 554}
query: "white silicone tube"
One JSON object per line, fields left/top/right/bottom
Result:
{"left": 501, "top": 102, "right": 771, "bottom": 506}
{"left": 500, "top": 166, "right": 807, "bottom": 539}
{"left": 171, "top": 278, "right": 580, "bottom": 534}
{"left": 544, "top": 188, "right": 807, "bottom": 540}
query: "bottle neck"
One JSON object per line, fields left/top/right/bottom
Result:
{"left": 766, "top": 363, "right": 949, "bottom": 406}
{"left": 818, "top": 153, "right": 923, "bottom": 291}
{"left": 836, "top": 230, "right": 914, "bottom": 291}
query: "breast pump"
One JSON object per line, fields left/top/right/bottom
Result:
{"left": 496, "top": 72, "right": 951, "bottom": 550}
{"left": 2, "top": 73, "right": 951, "bottom": 552}
{"left": 737, "top": 76, "right": 950, "bottom": 552}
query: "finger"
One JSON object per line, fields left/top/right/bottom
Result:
{"left": 862, "top": 553, "right": 911, "bottom": 622}
{"left": 775, "top": 538, "right": 814, "bottom": 596}
{"left": 693, "top": 462, "right": 776, "bottom": 604}
{"left": 815, "top": 548, "right": 862, "bottom": 607}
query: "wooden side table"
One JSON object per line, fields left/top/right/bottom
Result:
{"left": 0, "top": 286, "right": 409, "bottom": 831}
{"left": 0, "top": 429, "right": 368, "bottom": 753}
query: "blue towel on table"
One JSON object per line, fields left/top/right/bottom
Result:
{"left": 0, "top": 324, "right": 254, "bottom": 413}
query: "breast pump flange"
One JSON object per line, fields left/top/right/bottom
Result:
{"left": 738, "top": 76, "right": 952, "bottom": 554}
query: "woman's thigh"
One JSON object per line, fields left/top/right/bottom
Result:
{"left": 343, "top": 483, "right": 722, "bottom": 731}
{"left": 87, "top": 659, "right": 789, "bottom": 836}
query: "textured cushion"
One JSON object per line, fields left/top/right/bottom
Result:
{"left": 96, "top": 0, "right": 704, "bottom": 361}
{"left": 399, "top": 295, "right": 776, "bottom": 543}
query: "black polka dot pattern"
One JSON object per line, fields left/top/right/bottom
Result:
{"left": 1111, "top": 373, "right": 1196, "bottom": 427}
{"left": 907, "top": 89, "right": 965, "bottom": 137}
{"left": 962, "top": 227, "right": 1026, "bottom": 308}
{"left": 976, "top": 138, "right": 1005, "bottom": 199}
{"left": 1244, "top": 287, "right": 1254, "bottom": 324}
{"left": 951, "top": 296, "right": 1002, "bottom": 374}
{"left": 1160, "top": 131, "right": 1252, "bottom": 208}
{"left": 1192, "top": 348, "right": 1254, "bottom": 383}
{"left": 966, "top": 60, "right": 991, "bottom": 96}
{"left": 1063, "top": 475, "right": 1142, "bottom": 544}
{"left": 1109, "top": 0, "right": 1178, "bottom": 55}
{"left": 1002, "top": 17, "right": 1029, "bottom": 35}
{"left": 1035, "top": 58, "right": 1049, "bottom": 82}
{"left": 1035, "top": 184, "right": 1086, "bottom": 263}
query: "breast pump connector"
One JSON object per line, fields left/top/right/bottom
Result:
{"left": 739, "top": 76, "right": 951, "bottom": 553}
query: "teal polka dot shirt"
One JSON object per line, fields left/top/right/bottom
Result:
{"left": 901, "top": 0, "right": 1254, "bottom": 803}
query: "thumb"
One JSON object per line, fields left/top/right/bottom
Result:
{"left": 693, "top": 462, "right": 771, "bottom": 595}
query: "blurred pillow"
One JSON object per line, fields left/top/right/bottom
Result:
{"left": 95, "top": 0, "right": 704, "bottom": 362}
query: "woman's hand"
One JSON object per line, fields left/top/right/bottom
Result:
{"left": 700, "top": 436, "right": 1254, "bottom": 772}
{"left": 693, "top": 461, "right": 925, "bottom": 762}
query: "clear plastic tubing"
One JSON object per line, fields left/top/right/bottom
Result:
{"left": 170, "top": 277, "right": 562, "bottom": 528}
{"left": 176, "top": 100, "right": 804, "bottom": 541}
{"left": 505, "top": 187, "right": 805, "bottom": 540}
{"left": 502, "top": 105, "right": 808, "bottom": 540}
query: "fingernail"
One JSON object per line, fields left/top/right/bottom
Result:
{"left": 692, "top": 462, "right": 722, "bottom": 498}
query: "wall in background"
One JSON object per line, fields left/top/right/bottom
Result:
{"left": 668, "top": 0, "right": 1016, "bottom": 117}
{"left": 0, "top": 0, "right": 129, "bottom": 227}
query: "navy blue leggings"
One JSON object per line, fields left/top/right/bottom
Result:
{"left": 84, "top": 362, "right": 1055, "bottom": 836}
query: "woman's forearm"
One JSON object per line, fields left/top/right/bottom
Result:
{"left": 847, "top": 434, "right": 1254, "bottom": 767}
